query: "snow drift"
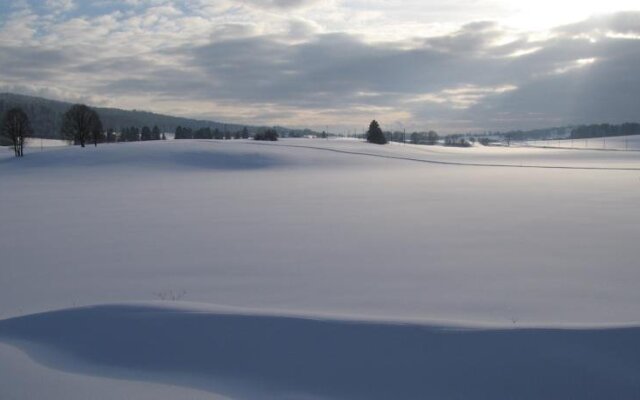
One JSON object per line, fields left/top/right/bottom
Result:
{"left": 1, "top": 303, "right": 639, "bottom": 400}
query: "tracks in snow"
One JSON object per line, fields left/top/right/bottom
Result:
{"left": 232, "top": 141, "right": 640, "bottom": 171}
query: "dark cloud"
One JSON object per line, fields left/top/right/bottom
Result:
{"left": 0, "top": 45, "right": 72, "bottom": 79}
{"left": 474, "top": 39, "right": 640, "bottom": 127}
{"left": 556, "top": 11, "right": 640, "bottom": 36}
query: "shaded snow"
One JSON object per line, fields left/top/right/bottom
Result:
{"left": 1, "top": 139, "right": 640, "bottom": 398}
{"left": 0, "top": 341, "right": 223, "bottom": 400}
{"left": 1, "top": 303, "right": 639, "bottom": 400}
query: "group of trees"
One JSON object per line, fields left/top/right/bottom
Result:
{"left": 365, "top": 121, "right": 442, "bottom": 146}
{"left": 2, "top": 103, "right": 104, "bottom": 156}
{"left": 410, "top": 131, "right": 439, "bottom": 145}
{"left": 175, "top": 126, "right": 251, "bottom": 140}
{"left": 1, "top": 103, "right": 172, "bottom": 156}
{"left": 118, "top": 126, "right": 165, "bottom": 142}
{"left": 60, "top": 104, "right": 102, "bottom": 147}
{"left": 62, "top": 105, "right": 168, "bottom": 145}
{"left": 174, "top": 125, "right": 280, "bottom": 141}
{"left": 254, "top": 128, "right": 279, "bottom": 141}
{"left": 444, "top": 135, "right": 472, "bottom": 147}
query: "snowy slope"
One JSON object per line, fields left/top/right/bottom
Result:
{"left": 525, "top": 134, "right": 640, "bottom": 151}
{"left": 1, "top": 139, "right": 639, "bottom": 323}
{"left": 1, "top": 139, "right": 640, "bottom": 398}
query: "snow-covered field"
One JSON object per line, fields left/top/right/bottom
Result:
{"left": 27, "top": 138, "right": 69, "bottom": 148}
{"left": 1, "top": 139, "right": 640, "bottom": 399}
{"left": 525, "top": 134, "right": 640, "bottom": 151}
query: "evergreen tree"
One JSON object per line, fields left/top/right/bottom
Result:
{"left": 254, "top": 128, "right": 278, "bottom": 141}
{"left": 126, "top": 126, "right": 140, "bottom": 141}
{"left": 366, "top": 120, "right": 387, "bottom": 144}
{"left": 152, "top": 125, "right": 161, "bottom": 140}
{"left": 141, "top": 126, "right": 151, "bottom": 141}
{"left": 194, "top": 127, "right": 213, "bottom": 139}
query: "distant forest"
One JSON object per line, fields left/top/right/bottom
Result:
{"left": 0, "top": 93, "right": 317, "bottom": 140}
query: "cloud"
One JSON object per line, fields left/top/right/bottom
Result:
{"left": 556, "top": 11, "right": 640, "bottom": 36}
{"left": 0, "top": 1, "right": 639, "bottom": 132}
{"left": 242, "top": 0, "right": 323, "bottom": 10}
{"left": 45, "top": 0, "right": 75, "bottom": 13}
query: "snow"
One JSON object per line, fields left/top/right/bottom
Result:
{"left": 26, "top": 138, "right": 69, "bottom": 148}
{"left": 1, "top": 139, "right": 640, "bottom": 398}
{"left": 525, "top": 134, "right": 640, "bottom": 151}
{"left": 1, "top": 303, "right": 639, "bottom": 400}
{"left": 0, "top": 341, "right": 223, "bottom": 400}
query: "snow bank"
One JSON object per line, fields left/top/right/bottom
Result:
{"left": 1, "top": 303, "right": 639, "bottom": 399}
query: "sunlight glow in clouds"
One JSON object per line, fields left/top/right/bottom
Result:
{"left": 501, "top": 0, "right": 640, "bottom": 29}
{"left": 0, "top": 0, "right": 639, "bottom": 132}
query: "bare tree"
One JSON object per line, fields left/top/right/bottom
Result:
{"left": 61, "top": 104, "right": 102, "bottom": 148}
{"left": 1, "top": 107, "right": 32, "bottom": 157}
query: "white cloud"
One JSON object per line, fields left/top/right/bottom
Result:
{"left": 45, "top": 0, "right": 75, "bottom": 13}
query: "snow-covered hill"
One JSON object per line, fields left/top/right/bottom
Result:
{"left": 1, "top": 139, "right": 639, "bottom": 398}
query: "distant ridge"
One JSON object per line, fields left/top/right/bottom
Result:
{"left": 0, "top": 92, "right": 316, "bottom": 139}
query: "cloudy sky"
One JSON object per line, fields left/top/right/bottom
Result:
{"left": 1, "top": 0, "right": 639, "bottom": 133}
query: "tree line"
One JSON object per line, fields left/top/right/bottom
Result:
{"left": 60, "top": 105, "right": 169, "bottom": 146}
{"left": 365, "top": 120, "right": 443, "bottom": 146}
{"left": 115, "top": 126, "right": 166, "bottom": 142}
{"left": 0, "top": 92, "right": 248, "bottom": 139}
{"left": 1, "top": 103, "right": 172, "bottom": 156}
{"left": 174, "top": 126, "right": 250, "bottom": 140}
{"left": 1, "top": 103, "right": 282, "bottom": 157}
{"left": 174, "top": 126, "right": 280, "bottom": 141}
